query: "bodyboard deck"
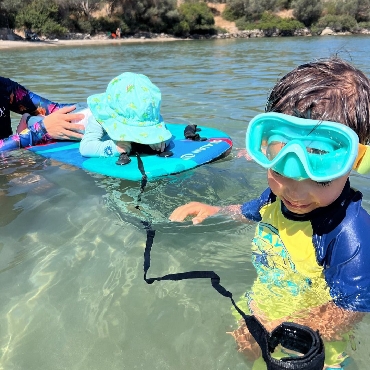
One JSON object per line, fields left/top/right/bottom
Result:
{"left": 27, "top": 123, "right": 232, "bottom": 181}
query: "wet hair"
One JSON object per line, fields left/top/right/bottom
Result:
{"left": 265, "top": 57, "right": 370, "bottom": 144}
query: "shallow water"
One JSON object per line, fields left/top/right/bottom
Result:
{"left": 1, "top": 36, "right": 370, "bottom": 369}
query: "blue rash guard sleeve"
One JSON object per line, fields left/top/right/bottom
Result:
{"left": 318, "top": 198, "right": 370, "bottom": 312}
{"left": 241, "top": 187, "right": 275, "bottom": 222}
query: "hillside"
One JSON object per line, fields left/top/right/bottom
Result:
{"left": 206, "top": 3, "right": 238, "bottom": 33}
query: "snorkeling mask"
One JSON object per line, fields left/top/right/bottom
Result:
{"left": 246, "top": 112, "right": 360, "bottom": 182}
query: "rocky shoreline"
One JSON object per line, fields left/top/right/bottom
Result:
{"left": 1, "top": 27, "right": 370, "bottom": 50}
{"left": 40, "top": 27, "right": 370, "bottom": 41}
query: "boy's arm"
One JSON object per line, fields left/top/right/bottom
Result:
{"left": 169, "top": 188, "right": 272, "bottom": 224}
{"left": 287, "top": 301, "right": 364, "bottom": 341}
{"left": 169, "top": 203, "right": 251, "bottom": 224}
{"left": 169, "top": 202, "right": 223, "bottom": 225}
{"left": 251, "top": 301, "right": 364, "bottom": 341}
{"left": 79, "top": 118, "right": 120, "bottom": 158}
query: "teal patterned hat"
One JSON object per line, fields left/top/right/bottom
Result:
{"left": 87, "top": 72, "right": 172, "bottom": 144}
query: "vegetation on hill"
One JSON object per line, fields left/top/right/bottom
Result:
{"left": 0, "top": 0, "right": 217, "bottom": 37}
{"left": 224, "top": 0, "right": 370, "bottom": 35}
{"left": 0, "top": 0, "right": 370, "bottom": 38}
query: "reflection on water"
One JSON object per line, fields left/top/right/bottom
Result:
{"left": 1, "top": 36, "right": 370, "bottom": 369}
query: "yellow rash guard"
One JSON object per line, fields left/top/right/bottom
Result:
{"left": 235, "top": 180, "right": 370, "bottom": 368}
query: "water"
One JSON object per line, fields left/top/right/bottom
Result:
{"left": 1, "top": 36, "right": 370, "bottom": 370}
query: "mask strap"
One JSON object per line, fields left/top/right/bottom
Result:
{"left": 353, "top": 144, "right": 370, "bottom": 175}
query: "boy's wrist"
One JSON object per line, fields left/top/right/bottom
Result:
{"left": 218, "top": 205, "right": 242, "bottom": 216}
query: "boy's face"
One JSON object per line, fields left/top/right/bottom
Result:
{"left": 267, "top": 169, "right": 349, "bottom": 214}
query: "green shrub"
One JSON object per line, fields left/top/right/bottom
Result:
{"left": 236, "top": 11, "right": 304, "bottom": 35}
{"left": 15, "top": 0, "right": 67, "bottom": 37}
{"left": 176, "top": 2, "right": 216, "bottom": 35}
{"left": 89, "top": 17, "right": 127, "bottom": 34}
{"left": 42, "top": 19, "right": 68, "bottom": 37}
{"left": 75, "top": 19, "right": 93, "bottom": 34}
{"left": 277, "top": 18, "right": 305, "bottom": 35}
{"left": 120, "top": 0, "right": 178, "bottom": 34}
{"left": 358, "top": 20, "right": 370, "bottom": 28}
{"left": 292, "top": 0, "right": 323, "bottom": 27}
{"left": 223, "top": 0, "right": 280, "bottom": 22}
{"left": 222, "top": 1, "right": 247, "bottom": 21}
{"left": 310, "top": 24, "right": 322, "bottom": 35}
{"left": 173, "top": 20, "right": 190, "bottom": 36}
{"left": 277, "top": 0, "right": 293, "bottom": 9}
{"left": 323, "top": 0, "right": 370, "bottom": 23}
{"left": 316, "top": 14, "right": 358, "bottom": 32}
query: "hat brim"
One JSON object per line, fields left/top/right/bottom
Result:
{"left": 104, "top": 120, "right": 173, "bottom": 144}
{"left": 88, "top": 92, "right": 171, "bottom": 144}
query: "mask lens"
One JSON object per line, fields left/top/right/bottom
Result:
{"left": 265, "top": 141, "right": 286, "bottom": 161}
{"left": 246, "top": 113, "right": 359, "bottom": 181}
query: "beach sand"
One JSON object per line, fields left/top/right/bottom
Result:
{"left": 0, "top": 37, "right": 185, "bottom": 50}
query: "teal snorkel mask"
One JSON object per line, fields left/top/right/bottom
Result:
{"left": 246, "top": 112, "right": 359, "bottom": 182}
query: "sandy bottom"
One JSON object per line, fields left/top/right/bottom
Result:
{"left": 0, "top": 37, "right": 185, "bottom": 50}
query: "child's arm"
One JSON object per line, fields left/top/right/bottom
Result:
{"left": 169, "top": 202, "right": 222, "bottom": 224}
{"left": 285, "top": 301, "right": 364, "bottom": 341}
{"left": 169, "top": 203, "right": 251, "bottom": 224}
{"left": 231, "top": 301, "right": 364, "bottom": 362}
{"left": 169, "top": 188, "right": 272, "bottom": 224}
{"left": 79, "top": 118, "right": 121, "bottom": 158}
{"left": 250, "top": 300, "right": 363, "bottom": 341}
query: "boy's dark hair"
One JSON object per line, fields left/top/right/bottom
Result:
{"left": 266, "top": 57, "right": 370, "bottom": 144}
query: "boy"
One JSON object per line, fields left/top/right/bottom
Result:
{"left": 169, "top": 58, "right": 370, "bottom": 369}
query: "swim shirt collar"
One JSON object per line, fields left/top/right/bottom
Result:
{"left": 279, "top": 180, "right": 352, "bottom": 222}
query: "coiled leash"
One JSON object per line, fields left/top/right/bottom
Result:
{"left": 134, "top": 153, "right": 325, "bottom": 370}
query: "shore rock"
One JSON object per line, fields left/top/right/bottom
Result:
{"left": 320, "top": 27, "right": 335, "bottom": 36}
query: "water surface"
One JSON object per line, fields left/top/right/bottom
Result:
{"left": 1, "top": 36, "right": 370, "bottom": 369}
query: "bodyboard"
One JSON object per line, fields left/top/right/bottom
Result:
{"left": 27, "top": 123, "right": 232, "bottom": 181}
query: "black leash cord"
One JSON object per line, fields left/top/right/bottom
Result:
{"left": 135, "top": 153, "right": 148, "bottom": 203}
{"left": 135, "top": 152, "right": 325, "bottom": 370}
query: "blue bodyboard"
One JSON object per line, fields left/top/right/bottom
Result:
{"left": 27, "top": 123, "right": 232, "bottom": 180}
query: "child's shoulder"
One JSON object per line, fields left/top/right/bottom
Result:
{"left": 241, "top": 187, "right": 276, "bottom": 221}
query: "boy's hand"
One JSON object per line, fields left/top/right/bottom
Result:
{"left": 169, "top": 202, "right": 221, "bottom": 225}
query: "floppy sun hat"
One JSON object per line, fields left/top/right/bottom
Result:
{"left": 246, "top": 112, "right": 360, "bottom": 182}
{"left": 87, "top": 72, "right": 172, "bottom": 144}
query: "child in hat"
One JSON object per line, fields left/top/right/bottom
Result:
{"left": 79, "top": 72, "right": 172, "bottom": 165}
